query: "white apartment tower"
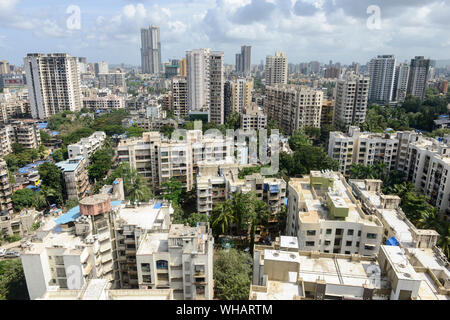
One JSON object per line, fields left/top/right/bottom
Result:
{"left": 24, "top": 53, "right": 82, "bottom": 119}
{"left": 368, "top": 55, "right": 396, "bottom": 104}
{"left": 141, "top": 25, "right": 162, "bottom": 74}
{"left": 170, "top": 77, "right": 188, "bottom": 118}
{"left": 265, "top": 51, "right": 288, "bottom": 86}
{"left": 186, "top": 49, "right": 224, "bottom": 125}
{"left": 333, "top": 72, "right": 370, "bottom": 127}
{"left": 393, "top": 63, "right": 410, "bottom": 102}
{"left": 236, "top": 45, "right": 252, "bottom": 75}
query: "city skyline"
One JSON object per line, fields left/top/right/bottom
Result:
{"left": 1, "top": 0, "right": 449, "bottom": 66}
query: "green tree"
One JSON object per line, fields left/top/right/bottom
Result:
{"left": 211, "top": 200, "right": 235, "bottom": 235}
{"left": 126, "top": 125, "right": 144, "bottom": 138}
{"left": 88, "top": 147, "right": 113, "bottom": 182}
{"left": 12, "top": 188, "right": 35, "bottom": 211}
{"left": 0, "top": 260, "right": 29, "bottom": 300}
{"left": 185, "top": 213, "right": 209, "bottom": 227}
{"left": 52, "top": 148, "right": 65, "bottom": 162}
{"left": 40, "top": 130, "right": 51, "bottom": 143}
{"left": 213, "top": 249, "right": 252, "bottom": 300}
{"left": 38, "top": 162, "right": 63, "bottom": 205}
{"left": 288, "top": 131, "right": 312, "bottom": 151}
{"left": 225, "top": 112, "right": 240, "bottom": 130}
{"left": 161, "top": 177, "right": 183, "bottom": 204}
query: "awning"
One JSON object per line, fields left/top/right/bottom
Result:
{"left": 54, "top": 206, "right": 81, "bottom": 225}
{"left": 385, "top": 236, "right": 399, "bottom": 246}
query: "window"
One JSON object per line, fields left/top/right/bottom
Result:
{"left": 324, "top": 240, "right": 331, "bottom": 246}
{"left": 347, "top": 229, "right": 354, "bottom": 236}
{"left": 334, "top": 239, "right": 341, "bottom": 246}
{"left": 346, "top": 241, "right": 352, "bottom": 246}
{"left": 345, "top": 251, "right": 351, "bottom": 254}
{"left": 306, "top": 230, "right": 316, "bottom": 236}
{"left": 143, "top": 275, "right": 152, "bottom": 283}
{"left": 156, "top": 260, "right": 168, "bottom": 269}
{"left": 367, "top": 233, "right": 377, "bottom": 239}
{"left": 326, "top": 229, "right": 332, "bottom": 235}
{"left": 335, "top": 229, "right": 343, "bottom": 236}
{"left": 364, "top": 244, "right": 376, "bottom": 251}
{"left": 305, "top": 241, "right": 315, "bottom": 246}
{"left": 358, "top": 231, "right": 361, "bottom": 237}
{"left": 141, "top": 263, "right": 150, "bottom": 273}
{"left": 356, "top": 241, "right": 360, "bottom": 248}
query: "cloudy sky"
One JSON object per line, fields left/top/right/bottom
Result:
{"left": 1, "top": 0, "right": 449, "bottom": 66}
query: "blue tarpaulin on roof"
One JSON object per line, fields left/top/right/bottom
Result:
{"left": 38, "top": 122, "right": 48, "bottom": 129}
{"left": 284, "top": 197, "right": 288, "bottom": 206}
{"left": 269, "top": 185, "right": 279, "bottom": 193}
{"left": 111, "top": 200, "right": 122, "bottom": 207}
{"left": 385, "top": 236, "right": 399, "bottom": 246}
{"left": 153, "top": 202, "right": 162, "bottom": 209}
{"left": 54, "top": 206, "right": 81, "bottom": 225}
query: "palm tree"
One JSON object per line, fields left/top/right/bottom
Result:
{"left": 417, "top": 209, "right": 440, "bottom": 230}
{"left": 230, "top": 192, "right": 251, "bottom": 236}
{"left": 211, "top": 200, "right": 235, "bottom": 235}
{"left": 437, "top": 222, "right": 450, "bottom": 259}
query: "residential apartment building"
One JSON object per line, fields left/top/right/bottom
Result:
{"left": 0, "top": 127, "right": 12, "bottom": 157}
{"left": 94, "top": 61, "right": 109, "bottom": 75}
{"left": 286, "top": 171, "right": 384, "bottom": 256}
{"left": 39, "top": 278, "right": 174, "bottom": 300}
{"left": 328, "top": 126, "right": 399, "bottom": 175}
{"left": 196, "top": 165, "right": 286, "bottom": 217}
{"left": 235, "top": 45, "right": 252, "bottom": 76}
{"left": 0, "top": 159, "right": 13, "bottom": 214}
{"left": 228, "top": 77, "right": 253, "bottom": 114}
{"left": 56, "top": 156, "right": 89, "bottom": 200}
{"left": 170, "top": 77, "right": 188, "bottom": 118}
{"left": 407, "top": 56, "right": 431, "bottom": 101}
{"left": 141, "top": 25, "right": 162, "bottom": 74}
{"left": 186, "top": 49, "right": 224, "bottom": 124}
{"left": 8, "top": 120, "right": 41, "bottom": 149}
{"left": 328, "top": 127, "right": 450, "bottom": 214}
{"left": 67, "top": 131, "right": 106, "bottom": 162}
{"left": 97, "top": 72, "right": 126, "bottom": 91}
{"left": 22, "top": 193, "right": 215, "bottom": 300}
{"left": 136, "top": 223, "right": 214, "bottom": 300}
{"left": 393, "top": 62, "right": 410, "bottom": 102}
{"left": 240, "top": 102, "right": 267, "bottom": 131}
{"left": 333, "top": 72, "right": 370, "bottom": 127}
{"left": 320, "top": 99, "right": 334, "bottom": 127}
{"left": 265, "top": 51, "right": 288, "bottom": 86}
{"left": 368, "top": 55, "right": 396, "bottom": 104}
{"left": 265, "top": 84, "right": 323, "bottom": 135}
{"left": 350, "top": 178, "right": 440, "bottom": 249}
{"left": 250, "top": 236, "right": 449, "bottom": 300}
{"left": 117, "top": 130, "right": 233, "bottom": 192}
{"left": 24, "top": 53, "right": 82, "bottom": 119}
{"left": 83, "top": 94, "right": 125, "bottom": 111}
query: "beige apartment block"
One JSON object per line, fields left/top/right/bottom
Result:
{"left": 350, "top": 179, "right": 440, "bottom": 249}
{"left": 56, "top": 156, "right": 89, "bottom": 200}
{"left": 0, "top": 159, "right": 13, "bottom": 214}
{"left": 240, "top": 102, "right": 266, "bottom": 131}
{"left": 265, "top": 84, "right": 323, "bottom": 135}
{"left": 286, "top": 171, "right": 384, "bottom": 256}
{"left": 250, "top": 236, "right": 449, "bottom": 300}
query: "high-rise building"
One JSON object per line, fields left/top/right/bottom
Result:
{"left": 186, "top": 49, "right": 224, "bottom": 124}
{"left": 235, "top": 45, "right": 251, "bottom": 75}
{"left": 228, "top": 78, "right": 253, "bottom": 114}
{"left": 393, "top": 62, "right": 410, "bottom": 102}
{"left": 368, "top": 55, "right": 396, "bottom": 104}
{"left": 265, "top": 51, "right": 288, "bottom": 86}
{"left": 333, "top": 72, "right": 370, "bottom": 127}
{"left": 265, "top": 84, "right": 323, "bottom": 135}
{"left": 141, "top": 25, "right": 162, "bottom": 74}
{"left": 407, "top": 56, "right": 431, "bottom": 101}
{"left": 0, "top": 159, "right": 13, "bottom": 214}
{"left": 170, "top": 77, "right": 188, "bottom": 118}
{"left": 0, "top": 60, "right": 10, "bottom": 74}
{"left": 24, "top": 53, "right": 82, "bottom": 119}
{"left": 94, "top": 61, "right": 109, "bottom": 75}
{"left": 179, "top": 58, "right": 187, "bottom": 77}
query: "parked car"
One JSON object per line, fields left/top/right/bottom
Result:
{"left": 5, "top": 251, "right": 20, "bottom": 258}
{"left": 0, "top": 248, "right": 6, "bottom": 257}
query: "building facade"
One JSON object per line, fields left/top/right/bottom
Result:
{"left": 368, "top": 55, "right": 396, "bottom": 104}
{"left": 141, "top": 25, "right": 162, "bottom": 74}
{"left": 265, "top": 52, "right": 288, "bottom": 86}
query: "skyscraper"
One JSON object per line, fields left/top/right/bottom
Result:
{"left": 186, "top": 49, "right": 224, "bottom": 124}
{"left": 407, "top": 56, "right": 430, "bottom": 101}
{"left": 368, "top": 55, "right": 396, "bottom": 104}
{"left": 333, "top": 72, "right": 370, "bottom": 127}
{"left": 24, "top": 53, "right": 82, "bottom": 119}
{"left": 94, "top": 61, "right": 109, "bottom": 76}
{"left": 235, "top": 46, "right": 251, "bottom": 75}
{"left": 393, "top": 63, "right": 410, "bottom": 102}
{"left": 141, "top": 25, "right": 161, "bottom": 74}
{"left": 265, "top": 51, "right": 288, "bottom": 86}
